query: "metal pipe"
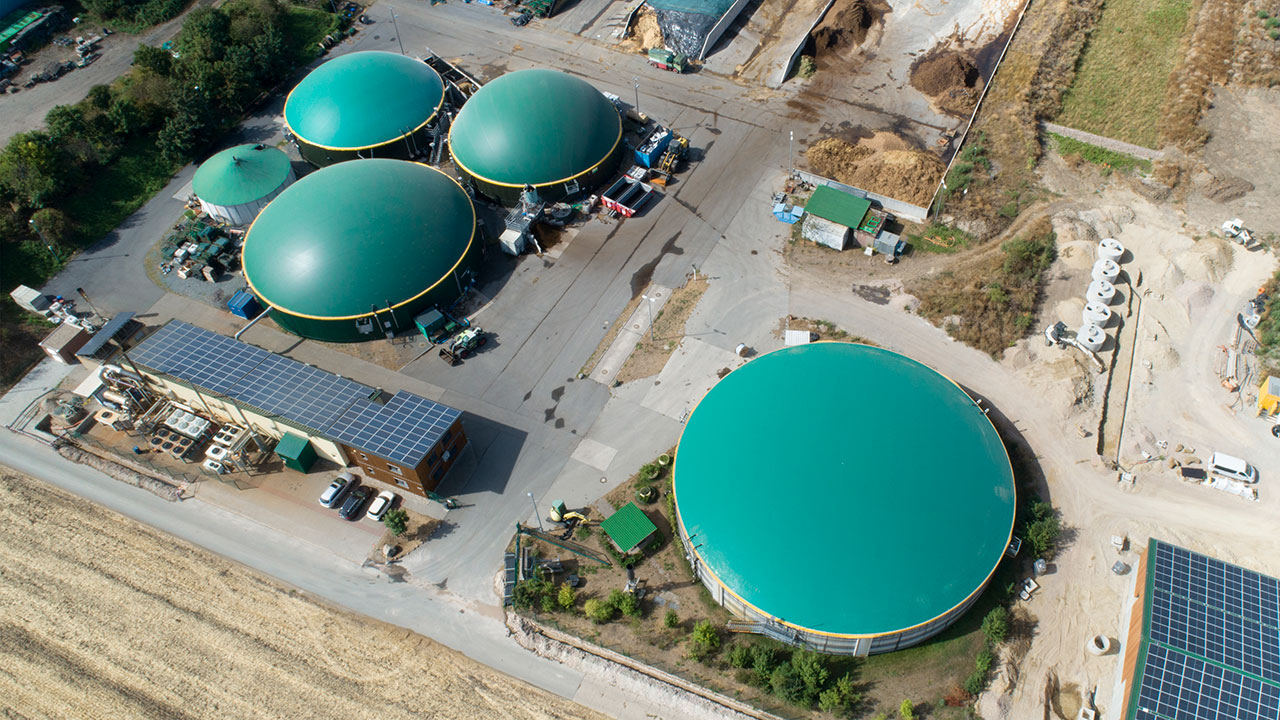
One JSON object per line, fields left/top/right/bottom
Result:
{"left": 234, "top": 307, "right": 270, "bottom": 340}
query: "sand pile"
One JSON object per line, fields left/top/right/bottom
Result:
{"left": 811, "top": 0, "right": 873, "bottom": 54}
{"left": 909, "top": 49, "right": 984, "bottom": 117}
{"left": 626, "top": 6, "right": 664, "bottom": 51}
{"left": 805, "top": 137, "right": 946, "bottom": 206}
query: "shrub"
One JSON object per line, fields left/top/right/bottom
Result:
{"left": 1024, "top": 500, "right": 1062, "bottom": 558}
{"left": 976, "top": 647, "right": 994, "bottom": 674}
{"left": 1001, "top": 233, "right": 1056, "bottom": 281}
{"left": 584, "top": 598, "right": 615, "bottom": 624}
{"left": 750, "top": 644, "right": 779, "bottom": 686}
{"left": 798, "top": 55, "right": 817, "bottom": 79}
{"left": 1271, "top": 29, "right": 1280, "bottom": 39}
{"left": 899, "top": 699, "right": 916, "bottom": 720}
{"left": 557, "top": 583, "right": 576, "bottom": 611}
{"left": 664, "top": 609, "right": 679, "bottom": 628}
{"left": 790, "top": 650, "right": 828, "bottom": 707}
{"left": 818, "top": 673, "right": 863, "bottom": 715}
{"left": 618, "top": 591, "right": 641, "bottom": 618}
{"left": 963, "top": 668, "right": 986, "bottom": 695}
{"left": 1259, "top": 9, "right": 1270, "bottom": 18}
{"left": 540, "top": 593, "right": 557, "bottom": 613}
{"left": 382, "top": 508, "right": 409, "bottom": 536}
{"left": 511, "top": 577, "right": 553, "bottom": 611}
{"left": 982, "top": 606, "right": 1010, "bottom": 645}
{"left": 687, "top": 620, "right": 720, "bottom": 661}
{"left": 727, "top": 643, "right": 752, "bottom": 668}
{"left": 769, "top": 662, "right": 806, "bottom": 704}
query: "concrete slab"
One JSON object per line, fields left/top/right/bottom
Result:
{"left": 570, "top": 437, "right": 618, "bottom": 472}
{"left": 640, "top": 336, "right": 742, "bottom": 421}
{"left": 588, "top": 284, "right": 672, "bottom": 384}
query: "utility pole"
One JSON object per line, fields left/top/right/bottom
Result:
{"left": 633, "top": 77, "right": 640, "bottom": 115}
{"left": 29, "top": 218, "right": 57, "bottom": 263}
{"left": 527, "top": 491, "right": 544, "bottom": 531}
{"left": 642, "top": 293, "right": 657, "bottom": 341}
{"left": 788, "top": 130, "right": 793, "bottom": 180}
{"left": 389, "top": 7, "right": 406, "bottom": 56}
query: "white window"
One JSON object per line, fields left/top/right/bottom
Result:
{"left": 387, "top": 464, "right": 403, "bottom": 476}
{"left": 394, "top": 478, "right": 409, "bottom": 489}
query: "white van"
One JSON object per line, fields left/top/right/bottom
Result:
{"left": 1209, "top": 452, "right": 1259, "bottom": 484}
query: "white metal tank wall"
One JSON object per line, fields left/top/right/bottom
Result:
{"left": 198, "top": 166, "right": 298, "bottom": 226}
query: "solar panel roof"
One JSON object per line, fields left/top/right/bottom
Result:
{"left": 76, "top": 311, "right": 137, "bottom": 357}
{"left": 327, "top": 390, "right": 461, "bottom": 467}
{"left": 1130, "top": 540, "right": 1280, "bottom": 720}
{"left": 129, "top": 322, "right": 463, "bottom": 464}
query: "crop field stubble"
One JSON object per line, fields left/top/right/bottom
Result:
{"left": 0, "top": 469, "right": 604, "bottom": 720}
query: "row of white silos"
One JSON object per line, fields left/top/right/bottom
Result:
{"left": 1076, "top": 238, "right": 1126, "bottom": 351}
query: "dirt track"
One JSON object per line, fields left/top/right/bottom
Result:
{"left": 0, "top": 469, "right": 603, "bottom": 720}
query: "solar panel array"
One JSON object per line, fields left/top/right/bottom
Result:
{"left": 1132, "top": 540, "right": 1280, "bottom": 720}
{"left": 327, "top": 390, "right": 461, "bottom": 466}
{"left": 129, "top": 322, "right": 462, "bottom": 467}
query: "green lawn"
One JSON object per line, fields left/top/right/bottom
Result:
{"left": 60, "top": 136, "right": 181, "bottom": 248}
{"left": 1056, "top": 0, "right": 1193, "bottom": 148}
{"left": 1048, "top": 133, "right": 1153, "bottom": 174}
{"left": 279, "top": 4, "right": 341, "bottom": 66}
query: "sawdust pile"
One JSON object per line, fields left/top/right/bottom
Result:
{"left": 805, "top": 137, "right": 945, "bottom": 206}
{"left": 811, "top": 0, "right": 873, "bottom": 55}
{"left": 910, "top": 49, "right": 984, "bottom": 117}
{"left": 625, "top": 6, "right": 664, "bottom": 51}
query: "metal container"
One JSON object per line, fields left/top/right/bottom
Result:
{"left": 1092, "top": 258, "right": 1121, "bottom": 283}
{"left": 1097, "top": 238, "right": 1124, "bottom": 262}
{"left": 1087, "top": 280, "right": 1117, "bottom": 305}
{"left": 1083, "top": 302, "right": 1113, "bottom": 327}
{"left": 1077, "top": 323, "right": 1106, "bottom": 352}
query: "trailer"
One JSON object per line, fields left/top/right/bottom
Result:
{"left": 601, "top": 176, "right": 653, "bottom": 218}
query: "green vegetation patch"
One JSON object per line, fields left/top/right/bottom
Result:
{"left": 1056, "top": 0, "right": 1193, "bottom": 148}
{"left": 906, "top": 223, "right": 975, "bottom": 255}
{"left": 60, "top": 137, "right": 181, "bottom": 245}
{"left": 1048, "top": 133, "right": 1152, "bottom": 174}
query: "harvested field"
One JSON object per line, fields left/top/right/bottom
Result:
{"left": 804, "top": 137, "right": 945, "bottom": 206}
{"left": 1056, "top": 0, "right": 1193, "bottom": 148}
{"left": 1157, "top": 0, "right": 1249, "bottom": 150}
{"left": 0, "top": 469, "right": 603, "bottom": 720}
{"left": 910, "top": 47, "right": 985, "bottom": 117}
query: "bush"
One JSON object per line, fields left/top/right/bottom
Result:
{"left": 750, "top": 644, "right": 779, "bottom": 686}
{"left": 687, "top": 620, "right": 720, "bottom": 661}
{"left": 511, "top": 577, "right": 553, "bottom": 612}
{"left": 899, "top": 699, "right": 915, "bottom": 719}
{"left": 664, "top": 609, "right": 679, "bottom": 628}
{"left": 727, "top": 643, "right": 752, "bottom": 668}
{"left": 982, "top": 606, "right": 1010, "bottom": 645}
{"left": 1023, "top": 499, "right": 1062, "bottom": 558}
{"left": 584, "top": 598, "right": 615, "bottom": 624}
{"left": 963, "top": 668, "right": 986, "bottom": 695}
{"left": 818, "top": 673, "right": 862, "bottom": 715}
{"left": 798, "top": 55, "right": 817, "bottom": 79}
{"left": 1001, "top": 233, "right": 1056, "bottom": 282}
{"left": 618, "top": 591, "right": 641, "bottom": 618}
{"left": 790, "top": 650, "right": 828, "bottom": 707}
{"left": 382, "top": 508, "right": 409, "bottom": 536}
{"left": 557, "top": 583, "right": 576, "bottom": 611}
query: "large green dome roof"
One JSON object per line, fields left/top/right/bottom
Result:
{"left": 192, "top": 144, "right": 292, "bottom": 205}
{"left": 449, "top": 69, "right": 621, "bottom": 188}
{"left": 284, "top": 51, "right": 445, "bottom": 150}
{"left": 242, "top": 160, "right": 475, "bottom": 320}
{"left": 675, "top": 343, "right": 1016, "bottom": 637}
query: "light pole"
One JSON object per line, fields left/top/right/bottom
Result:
{"left": 29, "top": 218, "right": 57, "bottom": 262}
{"left": 788, "top": 130, "right": 793, "bottom": 180}
{"left": 641, "top": 293, "right": 656, "bottom": 341}
{"left": 633, "top": 77, "right": 640, "bottom": 114}
{"left": 527, "top": 491, "right": 544, "bottom": 531}
{"left": 389, "top": 7, "right": 405, "bottom": 56}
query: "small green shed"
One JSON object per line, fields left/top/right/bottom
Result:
{"left": 276, "top": 432, "right": 316, "bottom": 473}
{"left": 601, "top": 502, "right": 658, "bottom": 553}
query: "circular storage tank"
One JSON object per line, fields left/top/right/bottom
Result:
{"left": 674, "top": 343, "right": 1016, "bottom": 656}
{"left": 1092, "top": 258, "right": 1121, "bottom": 283}
{"left": 1087, "top": 279, "right": 1117, "bottom": 305}
{"left": 242, "top": 159, "right": 478, "bottom": 343}
{"left": 192, "top": 144, "right": 296, "bottom": 226}
{"left": 1082, "top": 302, "right": 1113, "bottom": 328}
{"left": 449, "top": 69, "right": 623, "bottom": 205}
{"left": 284, "top": 51, "right": 445, "bottom": 167}
{"left": 1077, "top": 323, "right": 1106, "bottom": 352}
{"left": 1097, "top": 238, "right": 1124, "bottom": 262}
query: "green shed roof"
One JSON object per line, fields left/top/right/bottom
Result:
{"left": 192, "top": 144, "right": 293, "bottom": 206}
{"left": 274, "top": 432, "right": 310, "bottom": 459}
{"left": 675, "top": 343, "right": 1015, "bottom": 637}
{"left": 284, "top": 51, "right": 445, "bottom": 150}
{"left": 242, "top": 160, "right": 475, "bottom": 320}
{"left": 601, "top": 502, "right": 658, "bottom": 553}
{"left": 804, "top": 185, "right": 871, "bottom": 229}
{"left": 448, "top": 69, "right": 621, "bottom": 188}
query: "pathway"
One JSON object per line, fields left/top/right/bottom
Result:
{"left": 1043, "top": 122, "right": 1164, "bottom": 161}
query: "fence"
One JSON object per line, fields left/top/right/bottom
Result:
{"left": 791, "top": 169, "right": 930, "bottom": 224}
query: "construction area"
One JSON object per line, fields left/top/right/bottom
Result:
{"left": 5, "top": 0, "right": 1280, "bottom": 717}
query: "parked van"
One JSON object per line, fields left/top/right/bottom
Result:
{"left": 1209, "top": 452, "right": 1259, "bottom": 484}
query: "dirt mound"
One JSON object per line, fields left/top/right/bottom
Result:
{"left": 910, "top": 49, "right": 984, "bottom": 116}
{"left": 625, "top": 6, "right": 664, "bottom": 51}
{"left": 1202, "top": 174, "right": 1254, "bottom": 203}
{"left": 805, "top": 137, "right": 945, "bottom": 206}
{"left": 811, "top": 0, "right": 873, "bottom": 54}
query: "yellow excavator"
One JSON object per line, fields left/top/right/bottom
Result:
{"left": 548, "top": 501, "right": 590, "bottom": 539}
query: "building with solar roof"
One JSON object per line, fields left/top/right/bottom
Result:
{"left": 192, "top": 144, "right": 296, "bottom": 226}
{"left": 673, "top": 342, "right": 1016, "bottom": 655}
{"left": 283, "top": 51, "right": 446, "bottom": 167}
{"left": 242, "top": 159, "right": 478, "bottom": 344}
{"left": 448, "top": 69, "right": 623, "bottom": 205}
{"left": 124, "top": 321, "right": 468, "bottom": 495}
{"left": 1117, "top": 539, "right": 1280, "bottom": 720}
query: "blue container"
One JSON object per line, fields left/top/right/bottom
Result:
{"left": 633, "top": 128, "right": 672, "bottom": 168}
{"left": 227, "top": 290, "right": 263, "bottom": 319}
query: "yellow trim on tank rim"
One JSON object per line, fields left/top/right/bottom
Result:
{"left": 671, "top": 341, "right": 1017, "bottom": 640}
{"left": 282, "top": 81, "right": 444, "bottom": 152}
{"left": 240, "top": 163, "right": 477, "bottom": 321}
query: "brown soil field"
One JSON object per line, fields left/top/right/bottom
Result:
{"left": 0, "top": 469, "right": 604, "bottom": 720}
{"left": 910, "top": 48, "right": 985, "bottom": 117}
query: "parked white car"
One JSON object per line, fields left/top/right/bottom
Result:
{"left": 366, "top": 490, "right": 397, "bottom": 521}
